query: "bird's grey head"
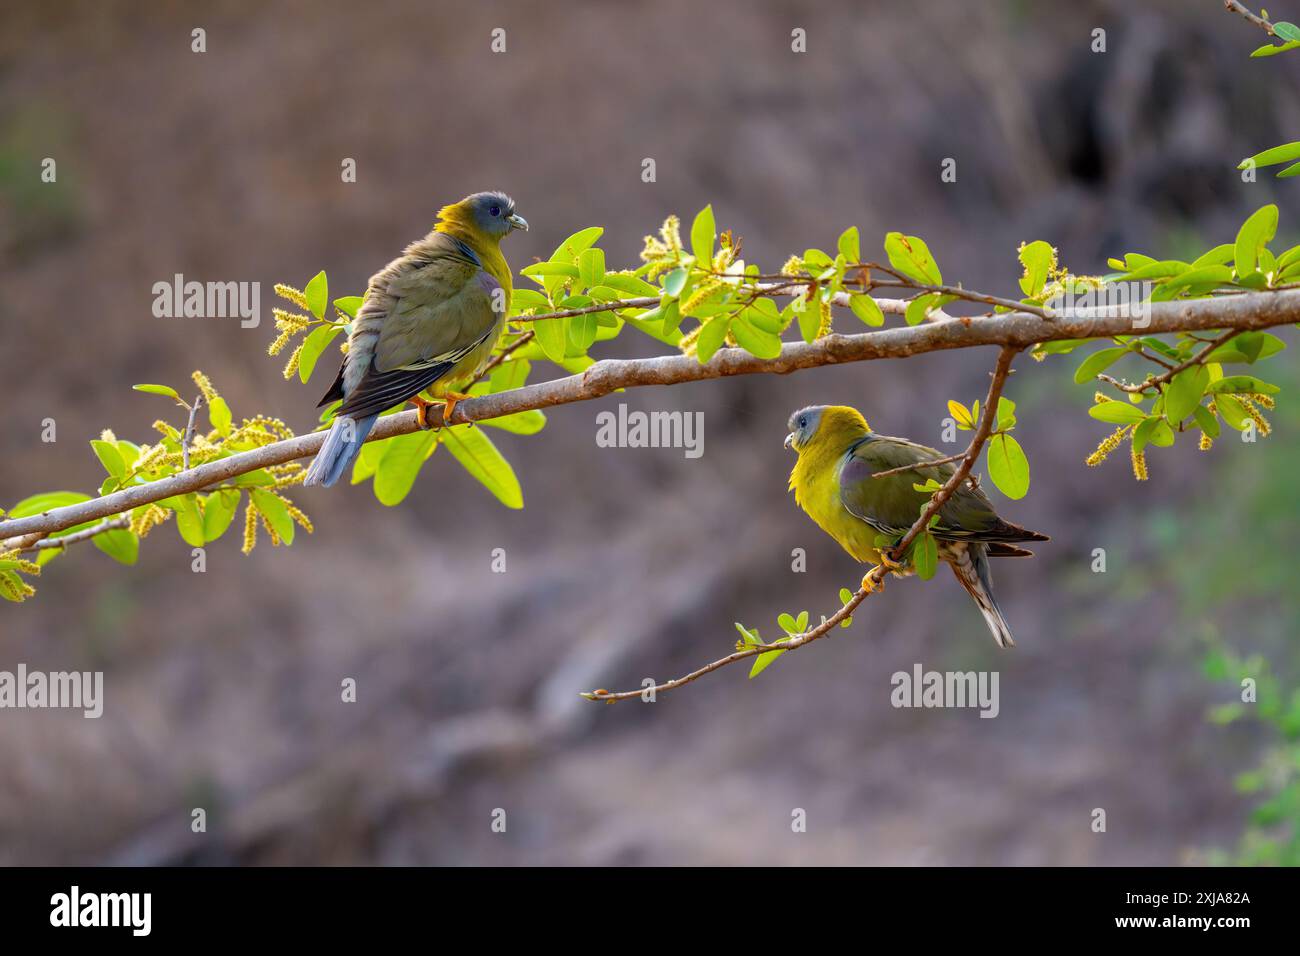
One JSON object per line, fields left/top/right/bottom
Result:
{"left": 785, "top": 405, "right": 828, "bottom": 452}
{"left": 462, "top": 191, "right": 528, "bottom": 237}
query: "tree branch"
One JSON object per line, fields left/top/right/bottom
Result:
{"left": 1224, "top": 0, "right": 1276, "bottom": 36}
{"left": 2, "top": 287, "right": 1298, "bottom": 543}
{"left": 579, "top": 346, "right": 1019, "bottom": 703}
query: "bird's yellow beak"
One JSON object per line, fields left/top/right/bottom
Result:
{"left": 507, "top": 213, "right": 529, "bottom": 232}
{"left": 784, "top": 432, "right": 796, "bottom": 451}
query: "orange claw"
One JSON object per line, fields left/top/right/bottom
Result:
{"left": 439, "top": 391, "right": 473, "bottom": 427}
{"left": 409, "top": 395, "right": 434, "bottom": 430}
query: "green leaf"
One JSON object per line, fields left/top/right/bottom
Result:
{"left": 1018, "top": 240, "right": 1055, "bottom": 297}
{"left": 795, "top": 293, "right": 820, "bottom": 343}
{"left": 202, "top": 488, "right": 240, "bottom": 542}
{"left": 1191, "top": 244, "right": 1235, "bottom": 268}
{"left": 1273, "top": 21, "right": 1300, "bottom": 41}
{"left": 510, "top": 289, "right": 551, "bottom": 314}
{"left": 730, "top": 316, "right": 782, "bottom": 359}
{"left": 662, "top": 267, "right": 689, "bottom": 298}
{"left": 1239, "top": 143, "right": 1300, "bottom": 168}
{"left": 905, "top": 293, "right": 938, "bottom": 326}
{"left": 173, "top": 494, "right": 207, "bottom": 548}
{"left": 521, "top": 261, "right": 580, "bottom": 280}
{"left": 93, "top": 528, "right": 139, "bottom": 566}
{"left": 1214, "top": 393, "right": 1251, "bottom": 431}
{"left": 250, "top": 489, "right": 295, "bottom": 545}
{"left": 332, "top": 295, "right": 364, "bottom": 319}
{"left": 551, "top": 226, "right": 603, "bottom": 263}
{"left": 1089, "top": 402, "right": 1145, "bottom": 424}
{"left": 532, "top": 317, "right": 568, "bottom": 364}
{"left": 695, "top": 314, "right": 732, "bottom": 364}
{"left": 995, "top": 397, "right": 1016, "bottom": 431}
{"left": 1073, "top": 346, "right": 1128, "bottom": 384}
{"left": 208, "top": 396, "right": 232, "bottom": 436}
{"left": 913, "top": 531, "right": 938, "bottom": 580}
{"left": 837, "top": 226, "right": 861, "bottom": 263}
{"left": 480, "top": 409, "right": 547, "bottom": 435}
{"left": 985, "top": 433, "right": 1029, "bottom": 499}
{"left": 132, "top": 384, "right": 181, "bottom": 401}
{"left": 6, "top": 491, "right": 91, "bottom": 518}
{"left": 489, "top": 358, "right": 531, "bottom": 394}
{"left": 1133, "top": 416, "right": 1173, "bottom": 452}
{"left": 1192, "top": 404, "right": 1220, "bottom": 438}
{"left": 90, "top": 440, "right": 127, "bottom": 478}
{"left": 690, "top": 205, "right": 715, "bottom": 266}
{"left": 577, "top": 247, "right": 605, "bottom": 288}
{"left": 371, "top": 431, "right": 438, "bottom": 506}
{"left": 568, "top": 311, "right": 598, "bottom": 352}
{"left": 441, "top": 425, "right": 522, "bottom": 508}
{"left": 884, "top": 232, "right": 942, "bottom": 285}
{"left": 1164, "top": 365, "right": 1210, "bottom": 423}
{"left": 1250, "top": 39, "right": 1300, "bottom": 56}
{"left": 1234, "top": 204, "right": 1278, "bottom": 278}
{"left": 304, "top": 271, "right": 328, "bottom": 320}
{"left": 849, "top": 293, "right": 884, "bottom": 326}
{"left": 298, "top": 324, "right": 343, "bottom": 383}
{"left": 1207, "top": 375, "right": 1280, "bottom": 395}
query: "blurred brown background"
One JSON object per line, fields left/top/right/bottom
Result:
{"left": 1, "top": 0, "right": 1297, "bottom": 865}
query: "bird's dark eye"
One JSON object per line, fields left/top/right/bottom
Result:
{"left": 799, "top": 416, "right": 807, "bottom": 429}
{"left": 489, "top": 205, "right": 501, "bottom": 217}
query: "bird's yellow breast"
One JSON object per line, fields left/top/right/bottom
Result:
{"left": 791, "top": 447, "right": 883, "bottom": 565}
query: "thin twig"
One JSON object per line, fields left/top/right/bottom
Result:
{"left": 22, "top": 517, "right": 131, "bottom": 554}
{"left": 580, "top": 346, "right": 1019, "bottom": 704}
{"left": 2, "top": 288, "right": 1299, "bottom": 543}
{"left": 1224, "top": 0, "right": 1276, "bottom": 35}
{"left": 1096, "top": 329, "right": 1241, "bottom": 393}
{"left": 182, "top": 393, "right": 206, "bottom": 471}
{"left": 870, "top": 450, "right": 970, "bottom": 479}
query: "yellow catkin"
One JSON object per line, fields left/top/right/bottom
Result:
{"left": 258, "top": 512, "right": 282, "bottom": 547}
{"left": 267, "top": 329, "right": 292, "bottom": 357}
{"left": 781, "top": 255, "right": 804, "bottom": 277}
{"left": 677, "top": 323, "right": 704, "bottom": 358}
{"left": 659, "top": 215, "right": 682, "bottom": 253}
{"left": 1249, "top": 392, "right": 1275, "bottom": 410}
{"left": 99, "top": 428, "right": 117, "bottom": 442}
{"left": 272, "top": 307, "right": 312, "bottom": 332}
{"left": 0, "top": 573, "right": 36, "bottom": 600}
{"left": 1130, "top": 441, "right": 1148, "bottom": 481}
{"left": 0, "top": 550, "right": 41, "bottom": 576}
{"left": 130, "top": 504, "right": 170, "bottom": 539}
{"left": 280, "top": 497, "right": 314, "bottom": 533}
{"left": 1093, "top": 392, "right": 1113, "bottom": 404}
{"left": 679, "top": 278, "right": 723, "bottom": 317}
{"left": 282, "top": 342, "right": 304, "bottom": 380}
{"left": 1085, "top": 425, "right": 1129, "bottom": 466}
{"left": 241, "top": 502, "right": 258, "bottom": 554}
{"left": 191, "top": 370, "right": 218, "bottom": 403}
{"left": 817, "top": 296, "right": 833, "bottom": 338}
{"left": 1199, "top": 431, "right": 1213, "bottom": 451}
{"left": 274, "top": 283, "right": 309, "bottom": 309}
{"left": 132, "top": 443, "right": 169, "bottom": 473}
{"left": 1239, "top": 397, "right": 1272, "bottom": 436}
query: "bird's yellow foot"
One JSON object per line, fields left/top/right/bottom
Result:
{"left": 861, "top": 570, "right": 886, "bottom": 594}
{"left": 438, "top": 391, "right": 473, "bottom": 427}
{"left": 409, "top": 395, "right": 434, "bottom": 430}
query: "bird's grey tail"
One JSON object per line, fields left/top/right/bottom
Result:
{"left": 303, "top": 413, "right": 379, "bottom": 488}
{"left": 950, "top": 543, "right": 1016, "bottom": 648}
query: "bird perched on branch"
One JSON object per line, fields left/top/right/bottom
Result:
{"left": 304, "top": 191, "right": 528, "bottom": 487}
{"left": 785, "top": 405, "right": 1048, "bottom": 648}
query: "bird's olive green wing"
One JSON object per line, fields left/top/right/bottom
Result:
{"left": 838, "top": 435, "right": 1035, "bottom": 543}
{"left": 336, "top": 235, "right": 501, "bottom": 420}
